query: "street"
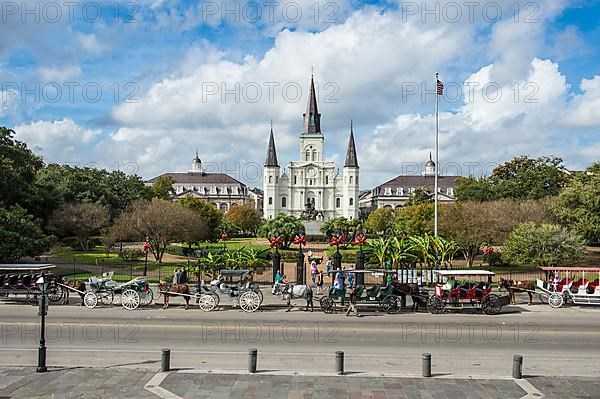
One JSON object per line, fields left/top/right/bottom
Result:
{"left": 1, "top": 295, "right": 599, "bottom": 378}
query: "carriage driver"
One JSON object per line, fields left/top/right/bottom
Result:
{"left": 442, "top": 276, "right": 458, "bottom": 298}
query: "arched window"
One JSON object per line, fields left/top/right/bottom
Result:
{"left": 325, "top": 175, "right": 328, "bottom": 184}
{"left": 268, "top": 176, "right": 272, "bottom": 184}
{"left": 312, "top": 150, "right": 317, "bottom": 161}
{"left": 349, "top": 176, "right": 353, "bottom": 184}
{"left": 268, "top": 197, "right": 273, "bottom": 205}
{"left": 349, "top": 198, "right": 354, "bottom": 206}
{"left": 281, "top": 197, "right": 287, "bottom": 207}
{"left": 336, "top": 198, "right": 341, "bottom": 208}
{"left": 294, "top": 175, "right": 297, "bottom": 184}
{"left": 305, "top": 150, "right": 310, "bottom": 161}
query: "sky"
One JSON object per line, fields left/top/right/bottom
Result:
{"left": 1, "top": 0, "right": 599, "bottom": 189}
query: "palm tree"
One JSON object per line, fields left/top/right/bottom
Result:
{"left": 409, "top": 234, "right": 436, "bottom": 268}
{"left": 365, "top": 237, "right": 390, "bottom": 269}
{"left": 388, "top": 236, "right": 417, "bottom": 270}
{"left": 432, "top": 236, "right": 460, "bottom": 269}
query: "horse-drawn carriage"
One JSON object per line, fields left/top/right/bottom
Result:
{"left": 536, "top": 266, "right": 600, "bottom": 308}
{"left": 160, "top": 269, "right": 263, "bottom": 312}
{"left": 318, "top": 269, "right": 416, "bottom": 314}
{"left": 59, "top": 273, "right": 153, "bottom": 310}
{"left": 427, "top": 270, "right": 509, "bottom": 315}
{"left": 0, "top": 264, "right": 64, "bottom": 304}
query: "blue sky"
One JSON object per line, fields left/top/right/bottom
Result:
{"left": 1, "top": 0, "right": 599, "bottom": 188}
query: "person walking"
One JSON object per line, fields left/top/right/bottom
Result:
{"left": 310, "top": 260, "right": 318, "bottom": 286}
{"left": 326, "top": 259, "right": 332, "bottom": 283}
{"left": 172, "top": 268, "right": 180, "bottom": 284}
{"left": 347, "top": 271, "right": 354, "bottom": 289}
{"left": 346, "top": 286, "right": 360, "bottom": 317}
{"left": 275, "top": 270, "right": 282, "bottom": 284}
{"left": 316, "top": 270, "right": 324, "bottom": 294}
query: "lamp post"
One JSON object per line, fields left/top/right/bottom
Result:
{"left": 293, "top": 229, "right": 306, "bottom": 285}
{"left": 36, "top": 274, "right": 48, "bottom": 372}
{"left": 269, "top": 232, "right": 283, "bottom": 284}
{"left": 352, "top": 231, "right": 367, "bottom": 286}
{"left": 143, "top": 237, "right": 151, "bottom": 277}
{"left": 330, "top": 232, "right": 343, "bottom": 282}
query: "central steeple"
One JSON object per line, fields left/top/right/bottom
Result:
{"left": 302, "top": 75, "right": 321, "bottom": 134}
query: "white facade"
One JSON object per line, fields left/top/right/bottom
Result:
{"left": 263, "top": 77, "right": 359, "bottom": 220}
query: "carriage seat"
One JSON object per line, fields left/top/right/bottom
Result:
{"left": 366, "top": 285, "right": 380, "bottom": 297}
{"left": 353, "top": 285, "right": 365, "bottom": 298}
{"left": 556, "top": 278, "right": 573, "bottom": 292}
{"left": 587, "top": 280, "right": 600, "bottom": 295}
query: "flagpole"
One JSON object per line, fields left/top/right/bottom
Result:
{"left": 434, "top": 73, "right": 439, "bottom": 238}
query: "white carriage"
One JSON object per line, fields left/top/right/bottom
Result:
{"left": 537, "top": 267, "right": 600, "bottom": 308}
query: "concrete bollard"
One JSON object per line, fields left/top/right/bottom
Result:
{"left": 335, "top": 351, "right": 344, "bottom": 375}
{"left": 161, "top": 348, "right": 171, "bottom": 372}
{"left": 248, "top": 348, "right": 258, "bottom": 373}
{"left": 422, "top": 353, "right": 431, "bottom": 377}
{"left": 512, "top": 354, "right": 523, "bottom": 379}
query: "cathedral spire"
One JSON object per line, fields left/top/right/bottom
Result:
{"left": 303, "top": 75, "right": 321, "bottom": 134}
{"left": 264, "top": 123, "right": 279, "bottom": 167}
{"left": 344, "top": 120, "right": 359, "bottom": 168}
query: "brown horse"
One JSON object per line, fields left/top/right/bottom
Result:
{"left": 159, "top": 281, "right": 190, "bottom": 309}
{"left": 392, "top": 282, "right": 422, "bottom": 309}
{"left": 63, "top": 279, "right": 86, "bottom": 305}
{"left": 499, "top": 278, "right": 535, "bottom": 305}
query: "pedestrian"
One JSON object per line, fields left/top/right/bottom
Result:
{"left": 275, "top": 269, "right": 282, "bottom": 284}
{"left": 347, "top": 271, "right": 354, "bottom": 289}
{"left": 282, "top": 274, "right": 289, "bottom": 284}
{"left": 316, "top": 270, "right": 324, "bottom": 294}
{"left": 180, "top": 268, "right": 188, "bottom": 284}
{"left": 172, "top": 268, "right": 180, "bottom": 284}
{"left": 346, "top": 286, "right": 360, "bottom": 317}
{"left": 310, "top": 260, "right": 318, "bottom": 286}
{"left": 308, "top": 249, "right": 313, "bottom": 259}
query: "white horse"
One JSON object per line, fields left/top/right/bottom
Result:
{"left": 272, "top": 282, "right": 314, "bottom": 312}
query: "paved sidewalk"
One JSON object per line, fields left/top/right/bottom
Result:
{"left": 1, "top": 367, "right": 599, "bottom": 398}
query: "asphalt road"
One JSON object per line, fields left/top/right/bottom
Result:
{"left": 1, "top": 297, "right": 599, "bottom": 378}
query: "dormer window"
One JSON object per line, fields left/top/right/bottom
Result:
{"left": 384, "top": 187, "right": 392, "bottom": 195}
{"left": 396, "top": 187, "right": 404, "bottom": 196}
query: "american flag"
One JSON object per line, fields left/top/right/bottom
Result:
{"left": 437, "top": 79, "right": 443, "bottom": 95}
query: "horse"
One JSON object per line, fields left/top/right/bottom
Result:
{"left": 391, "top": 282, "right": 422, "bottom": 310}
{"left": 159, "top": 281, "right": 190, "bottom": 309}
{"left": 272, "top": 282, "right": 314, "bottom": 312}
{"left": 62, "top": 278, "right": 86, "bottom": 305}
{"left": 499, "top": 278, "right": 535, "bottom": 305}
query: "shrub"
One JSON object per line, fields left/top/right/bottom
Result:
{"left": 118, "top": 249, "right": 144, "bottom": 261}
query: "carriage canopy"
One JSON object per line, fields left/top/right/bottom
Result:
{"left": 0, "top": 264, "right": 56, "bottom": 271}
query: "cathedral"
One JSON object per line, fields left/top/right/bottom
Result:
{"left": 263, "top": 76, "right": 360, "bottom": 220}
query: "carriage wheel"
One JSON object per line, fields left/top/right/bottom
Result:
{"left": 139, "top": 288, "right": 153, "bottom": 306}
{"left": 154, "top": 289, "right": 162, "bottom": 302}
{"left": 548, "top": 293, "right": 564, "bottom": 308}
{"left": 198, "top": 294, "right": 217, "bottom": 311}
{"left": 211, "top": 293, "right": 220, "bottom": 308}
{"left": 320, "top": 297, "right": 336, "bottom": 313}
{"left": 427, "top": 296, "right": 444, "bottom": 314}
{"left": 47, "top": 284, "right": 64, "bottom": 303}
{"left": 538, "top": 293, "right": 549, "bottom": 304}
{"left": 99, "top": 291, "right": 114, "bottom": 305}
{"left": 239, "top": 291, "right": 260, "bottom": 313}
{"left": 481, "top": 294, "right": 502, "bottom": 315}
{"left": 255, "top": 289, "right": 264, "bottom": 305}
{"left": 121, "top": 289, "right": 140, "bottom": 310}
{"left": 84, "top": 292, "right": 98, "bottom": 309}
{"left": 381, "top": 295, "right": 400, "bottom": 314}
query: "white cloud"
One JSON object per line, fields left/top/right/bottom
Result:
{"left": 39, "top": 65, "right": 81, "bottom": 82}
{"left": 14, "top": 119, "right": 99, "bottom": 164}
{"left": 564, "top": 76, "right": 600, "bottom": 128}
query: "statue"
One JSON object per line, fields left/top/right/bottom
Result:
{"left": 302, "top": 198, "right": 318, "bottom": 219}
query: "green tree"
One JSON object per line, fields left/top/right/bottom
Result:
{"left": 224, "top": 204, "right": 263, "bottom": 234}
{"left": 179, "top": 197, "right": 223, "bottom": 240}
{"left": 502, "top": 222, "right": 587, "bottom": 266}
{"left": 109, "top": 199, "right": 208, "bottom": 262}
{"left": 491, "top": 156, "right": 567, "bottom": 200}
{"left": 553, "top": 164, "right": 600, "bottom": 243}
{"left": 455, "top": 177, "right": 497, "bottom": 202}
{"left": 394, "top": 203, "right": 434, "bottom": 236}
{"left": 406, "top": 187, "right": 432, "bottom": 206}
{"left": 364, "top": 208, "right": 396, "bottom": 234}
{"left": 258, "top": 214, "right": 303, "bottom": 249}
{"left": 151, "top": 175, "right": 175, "bottom": 199}
{"left": 0, "top": 205, "right": 55, "bottom": 261}
{"left": 320, "top": 217, "right": 361, "bottom": 240}
{"left": 388, "top": 236, "right": 416, "bottom": 269}
{"left": 365, "top": 237, "right": 390, "bottom": 269}
{"left": 37, "top": 164, "right": 151, "bottom": 219}
{"left": 49, "top": 203, "right": 110, "bottom": 251}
